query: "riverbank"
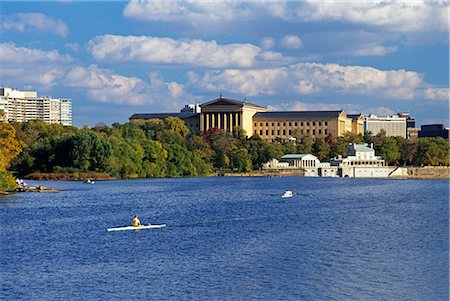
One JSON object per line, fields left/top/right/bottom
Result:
{"left": 24, "top": 172, "right": 116, "bottom": 181}
{"left": 18, "top": 166, "right": 450, "bottom": 181}
{"left": 224, "top": 166, "right": 450, "bottom": 179}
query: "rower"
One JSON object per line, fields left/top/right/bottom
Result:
{"left": 132, "top": 214, "right": 141, "bottom": 227}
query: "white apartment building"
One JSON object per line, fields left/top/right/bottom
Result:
{"left": 0, "top": 88, "right": 72, "bottom": 125}
{"left": 364, "top": 114, "right": 406, "bottom": 138}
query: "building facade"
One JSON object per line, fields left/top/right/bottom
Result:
{"left": 130, "top": 97, "right": 365, "bottom": 140}
{"left": 200, "top": 97, "right": 267, "bottom": 136}
{"left": 418, "top": 124, "right": 450, "bottom": 139}
{"left": 364, "top": 114, "right": 407, "bottom": 138}
{"left": 253, "top": 111, "right": 363, "bottom": 142}
{"left": 0, "top": 88, "right": 72, "bottom": 125}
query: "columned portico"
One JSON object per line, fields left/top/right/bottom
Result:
{"left": 199, "top": 97, "right": 266, "bottom": 136}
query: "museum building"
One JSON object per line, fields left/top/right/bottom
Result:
{"left": 129, "top": 97, "right": 364, "bottom": 141}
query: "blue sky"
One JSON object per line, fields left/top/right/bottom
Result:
{"left": 0, "top": 1, "right": 448, "bottom": 127}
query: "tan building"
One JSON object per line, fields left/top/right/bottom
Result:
{"left": 200, "top": 97, "right": 267, "bottom": 136}
{"left": 253, "top": 110, "right": 363, "bottom": 142}
{"left": 130, "top": 97, "right": 364, "bottom": 140}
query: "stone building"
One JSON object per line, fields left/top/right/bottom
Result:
{"left": 200, "top": 97, "right": 267, "bottom": 136}
{"left": 130, "top": 97, "right": 365, "bottom": 140}
{"left": 253, "top": 111, "right": 363, "bottom": 142}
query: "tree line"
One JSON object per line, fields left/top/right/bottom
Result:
{"left": 0, "top": 116, "right": 449, "bottom": 191}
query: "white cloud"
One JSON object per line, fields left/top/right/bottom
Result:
{"left": 0, "top": 43, "right": 72, "bottom": 90}
{"left": 422, "top": 87, "right": 449, "bottom": 101}
{"left": 281, "top": 35, "right": 302, "bottom": 50}
{"left": 123, "top": 0, "right": 255, "bottom": 24}
{"left": 63, "top": 65, "right": 193, "bottom": 109}
{"left": 87, "top": 34, "right": 287, "bottom": 68}
{"left": 0, "top": 13, "right": 68, "bottom": 36}
{"left": 123, "top": 1, "right": 448, "bottom": 33}
{"left": 294, "top": 1, "right": 449, "bottom": 33}
{"left": 187, "top": 62, "right": 430, "bottom": 101}
{"left": 187, "top": 68, "right": 289, "bottom": 96}
{"left": 261, "top": 37, "right": 275, "bottom": 49}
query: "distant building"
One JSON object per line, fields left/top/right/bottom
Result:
{"left": 418, "top": 124, "right": 449, "bottom": 139}
{"left": 130, "top": 97, "right": 364, "bottom": 139}
{"left": 254, "top": 111, "right": 364, "bottom": 142}
{"left": 0, "top": 87, "right": 72, "bottom": 125}
{"left": 129, "top": 104, "right": 201, "bottom": 133}
{"left": 398, "top": 112, "right": 416, "bottom": 138}
{"left": 364, "top": 114, "right": 406, "bottom": 138}
{"left": 330, "top": 143, "right": 389, "bottom": 177}
{"left": 407, "top": 127, "right": 420, "bottom": 139}
{"left": 279, "top": 154, "right": 320, "bottom": 176}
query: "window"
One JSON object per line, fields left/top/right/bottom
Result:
{"left": 288, "top": 122, "right": 291, "bottom": 126}
{"left": 283, "top": 122, "right": 286, "bottom": 126}
{"left": 324, "top": 122, "right": 328, "bottom": 126}
{"left": 254, "top": 123, "right": 257, "bottom": 127}
{"left": 266, "top": 122, "right": 269, "bottom": 126}
{"left": 307, "top": 130, "right": 310, "bottom": 134}
{"left": 272, "top": 122, "right": 274, "bottom": 126}
{"left": 277, "top": 122, "right": 280, "bottom": 126}
{"left": 260, "top": 130, "right": 262, "bottom": 135}
{"left": 289, "top": 130, "right": 292, "bottom": 135}
{"left": 306, "top": 122, "right": 309, "bottom": 126}
{"left": 312, "top": 129, "right": 315, "bottom": 135}
{"left": 254, "top": 130, "right": 257, "bottom": 134}
{"left": 313, "top": 122, "right": 315, "bottom": 126}
{"left": 277, "top": 130, "right": 280, "bottom": 135}
{"left": 319, "top": 129, "right": 322, "bottom": 135}
{"left": 266, "top": 130, "right": 269, "bottom": 135}
{"left": 318, "top": 122, "right": 321, "bottom": 126}
{"left": 325, "top": 129, "right": 328, "bottom": 135}
{"left": 260, "top": 122, "right": 262, "bottom": 126}
{"left": 301, "top": 122, "right": 303, "bottom": 126}
{"left": 271, "top": 130, "right": 274, "bottom": 135}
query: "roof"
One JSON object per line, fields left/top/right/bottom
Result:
{"left": 254, "top": 110, "right": 343, "bottom": 117}
{"left": 129, "top": 112, "right": 198, "bottom": 120}
{"left": 200, "top": 97, "right": 266, "bottom": 109}
{"left": 347, "top": 113, "right": 363, "bottom": 120}
{"left": 352, "top": 144, "right": 374, "bottom": 152}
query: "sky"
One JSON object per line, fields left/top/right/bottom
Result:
{"left": 0, "top": 0, "right": 448, "bottom": 127}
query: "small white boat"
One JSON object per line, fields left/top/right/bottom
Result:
{"left": 282, "top": 190, "right": 294, "bottom": 198}
{"left": 107, "top": 224, "right": 167, "bottom": 232}
{"left": 85, "top": 179, "right": 95, "bottom": 184}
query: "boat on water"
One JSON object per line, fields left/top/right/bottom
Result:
{"left": 85, "top": 179, "right": 95, "bottom": 184}
{"left": 282, "top": 190, "right": 294, "bottom": 198}
{"left": 107, "top": 224, "right": 167, "bottom": 232}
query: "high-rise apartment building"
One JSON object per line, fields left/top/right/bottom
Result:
{"left": 0, "top": 87, "right": 72, "bottom": 125}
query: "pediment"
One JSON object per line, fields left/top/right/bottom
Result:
{"left": 201, "top": 98, "right": 243, "bottom": 108}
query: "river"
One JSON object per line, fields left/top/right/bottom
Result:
{"left": 0, "top": 177, "right": 448, "bottom": 300}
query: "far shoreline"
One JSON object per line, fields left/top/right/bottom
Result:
{"left": 20, "top": 166, "right": 449, "bottom": 181}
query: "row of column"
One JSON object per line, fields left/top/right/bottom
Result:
{"left": 200, "top": 112, "right": 241, "bottom": 132}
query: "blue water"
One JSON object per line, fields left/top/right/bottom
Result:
{"left": 0, "top": 177, "right": 448, "bottom": 300}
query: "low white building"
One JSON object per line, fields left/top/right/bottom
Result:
{"left": 329, "top": 143, "right": 394, "bottom": 177}
{"left": 262, "top": 158, "right": 290, "bottom": 169}
{"left": 280, "top": 154, "right": 320, "bottom": 176}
